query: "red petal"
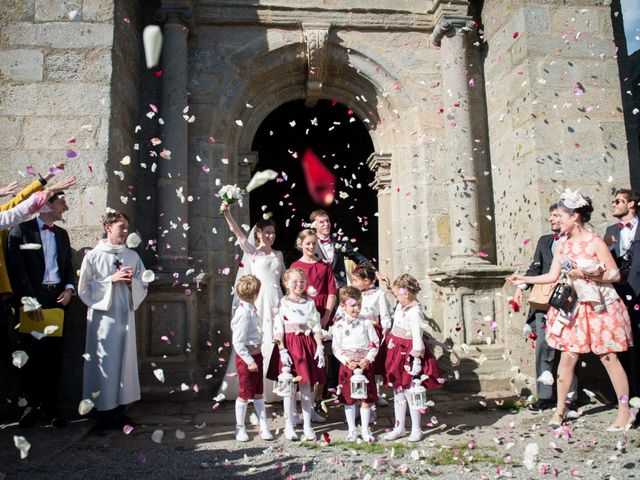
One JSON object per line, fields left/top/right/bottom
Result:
{"left": 301, "top": 148, "right": 336, "bottom": 206}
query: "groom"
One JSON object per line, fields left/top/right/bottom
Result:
{"left": 310, "top": 209, "right": 388, "bottom": 288}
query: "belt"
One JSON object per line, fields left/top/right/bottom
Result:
{"left": 41, "top": 283, "right": 61, "bottom": 291}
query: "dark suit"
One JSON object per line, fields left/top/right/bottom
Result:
{"left": 315, "top": 238, "right": 373, "bottom": 288}
{"left": 604, "top": 220, "right": 640, "bottom": 396}
{"left": 7, "top": 218, "right": 75, "bottom": 418}
{"left": 524, "top": 233, "right": 576, "bottom": 401}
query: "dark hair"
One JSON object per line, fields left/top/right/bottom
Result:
{"left": 254, "top": 218, "right": 275, "bottom": 245}
{"left": 102, "top": 211, "right": 130, "bottom": 227}
{"left": 352, "top": 264, "right": 376, "bottom": 282}
{"left": 560, "top": 197, "right": 593, "bottom": 224}
{"left": 615, "top": 189, "right": 640, "bottom": 211}
{"left": 549, "top": 203, "right": 558, "bottom": 212}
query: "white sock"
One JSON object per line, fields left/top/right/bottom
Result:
{"left": 394, "top": 390, "right": 407, "bottom": 431}
{"left": 409, "top": 405, "right": 421, "bottom": 435}
{"left": 299, "top": 383, "right": 314, "bottom": 432}
{"left": 376, "top": 376, "right": 383, "bottom": 396}
{"left": 235, "top": 399, "right": 248, "bottom": 428}
{"left": 253, "top": 398, "right": 268, "bottom": 429}
{"left": 344, "top": 404, "right": 357, "bottom": 432}
{"left": 361, "top": 406, "right": 371, "bottom": 433}
{"left": 283, "top": 394, "right": 295, "bottom": 428}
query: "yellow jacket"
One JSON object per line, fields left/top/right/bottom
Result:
{"left": 0, "top": 179, "right": 46, "bottom": 297}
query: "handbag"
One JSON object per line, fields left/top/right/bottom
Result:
{"left": 527, "top": 283, "right": 556, "bottom": 311}
{"left": 18, "top": 308, "right": 64, "bottom": 337}
{"left": 549, "top": 283, "right": 577, "bottom": 315}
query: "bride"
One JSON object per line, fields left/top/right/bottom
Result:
{"left": 220, "top": 202, "right": 285, "bottom": 402}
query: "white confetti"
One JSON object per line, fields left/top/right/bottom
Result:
{"left": 151, "top": 429, "right": 164, "bottom": 443}
{"left": 126, "top": 232, "right": 142, "bottom": 248}
{"left": 13, "top": 436, "right": 30, "bottom": 459}
{"left": 78, "top": 399, "right": 94, "bottom": 416}
{"left": 12, "top": 351, "right": 28, "bottom": 369}
{"left": 153, "top": 368, "right": 165, "bottom": 383}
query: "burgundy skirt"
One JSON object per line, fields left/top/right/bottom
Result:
{"left": 236, "top": 353, "right": 264, "bottom": 400}
{"left": 266, "top": 333, "right": 327, "bottom": 385}
{"left": 372, "top": 322, "right": 387, "bottom": 375}
{"left": 383, "top": 334, "right": 443, "bottom": 390}
{"left": 338, "top": 364, "right": 377, "bottom": 405}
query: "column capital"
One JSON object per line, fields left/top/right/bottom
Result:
{"left": 366, "top": 152, "right": 392, "bottom": 191}
{"left": 302, "top": 23, "right": 331, "bottom": 107}
{"left": 431, "top": 15, "right": 475, "bottom": 47}
{"left": 156, "top": 1, "right": 195, "bottom": 29}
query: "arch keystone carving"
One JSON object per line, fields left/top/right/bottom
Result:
{"left": 302, "top": 23, "right": 330, "bottom": 107}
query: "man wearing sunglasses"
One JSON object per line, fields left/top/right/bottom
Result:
{"left": 604, "top": 189, "right": 640, "bottom": 399}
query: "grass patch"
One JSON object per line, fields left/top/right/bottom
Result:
{"left": 299, "top": 440, "right": 411, "bottom": 455}
{"left": 428, "top": 442, "right": 505, "bottom": 467}
{"left": 464, "top": 397, "right": 526, "bottom": 413}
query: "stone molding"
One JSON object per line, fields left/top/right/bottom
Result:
{"left": 366, "top": 152, "right": 392, "bottom": 191}
{"left": 302, "top": 23, "right": 330, "bottom": 107}
{"left": 156, "top": 0, "right": 195, "bottom": 30}
{"left": 431, "top": 15, "right": 475, "bottom": 47}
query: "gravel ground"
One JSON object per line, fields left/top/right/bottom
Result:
{"left": 1, "top": 394, "right": 639, "bottom": 480}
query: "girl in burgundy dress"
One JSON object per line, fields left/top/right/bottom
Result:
{"left": 383, "top": 274, "right": 443, "bottom": 442}
{"left": 268, "top": 268, "right": 326, "bottom": 441}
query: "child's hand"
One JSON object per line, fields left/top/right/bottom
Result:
{"left": 347, "top": 360, "right": 358, "bottom": 370}
{"left": 247, "top": 361, "right": 259, "bottom": 372}
{"left": 358, "top": 358, "right": 370, "bottom": 370}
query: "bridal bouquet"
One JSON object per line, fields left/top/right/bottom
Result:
{"left": 218, "top": 184, "right": 243, "bottom": 214}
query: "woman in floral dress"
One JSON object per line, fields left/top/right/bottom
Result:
{"left": 508, "top": 190, "right": 633, "bottom": 431}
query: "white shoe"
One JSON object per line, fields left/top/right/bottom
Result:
{"left": 311, "top": 410, "right": 326, "bottom": 423}
{"left": 376, "top": 397, "right": 389, "bottom": 407}
{"left": 303, "top": 428, "right": 316, "bottom": 441}
{"left": 383, "top": 428, "right": 407, "bottom": 441}
{"left": 235, "top": 426, "right": 249, "bottom": 442}
{"left": 259, "top": 424, "right": 274, "bottom": 441}
{"left": 291, "top": 412, "right": 303, "bottom": 426}
{"left": 407, "top": 430, "right": 422, "bottom": 442}
{"left": 284, "top": 425, "right": 298, "bottom": 441}
{"left": 361, "top": 430, "right": 375, "bottom": 443}
{"left": 345, "top": 430, "right": 358, "bottom": 442}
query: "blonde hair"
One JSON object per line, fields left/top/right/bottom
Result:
{"left": 339, "top": 285, "right": 362, "bottom": 305}
{"left": 283, "top": 267, "right": 306, "bottom": 293}
{"left": 392, "top": 274, "right": 421, "bottom": 295}
{"left": 235, "top": 275, "right": 261, "bottom": 302}
{"left": 309, "top": 209, "right": 329, "bottom": 222}
{"left": 295, "top": 229, "right": 317, "bottom": 251}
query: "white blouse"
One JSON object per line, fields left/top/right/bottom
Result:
{"left": 273, "top": 297, "right": 321, "bottom": 341}
{"left": 231, "top": 300, "right": 263, "bottom": 365}
{"left": 361, "top": 287, "right": 392, "bottom": 330}
{"left": 390, "top": 303, "right": 425, "bottom": 358}
{"left": 332, "top": 315, "right": 379, "bottom": 365}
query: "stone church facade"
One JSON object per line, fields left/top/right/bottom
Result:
{"left": 0, "top": 0, "right": 634, "bottom": 403}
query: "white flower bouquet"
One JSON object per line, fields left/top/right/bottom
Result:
{"left": 217, "top": 184, "right": 244, "bottom": 214}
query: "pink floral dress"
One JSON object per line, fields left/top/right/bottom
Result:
{"left": 546, "top": 233, "right": 633, "bottom": 354}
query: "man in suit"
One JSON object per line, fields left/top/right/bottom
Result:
{"left": 604, "top": 188, "right": 640, "bottom": 397}
{"left": 8, "top": 191, "right": 76, "bottom": 427}
{"left": 514, "top": 204, "right": 577, "bottom": 411}
{"left": 310, "top": 209, "right": 388, "bottom": 288}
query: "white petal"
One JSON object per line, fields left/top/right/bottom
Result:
{"left": 141, "top": 270, "right": 156, "bottom": 283}
{"left": 245, "top": 169, "right": 278, "bottom": 193}
{"left": 13, "top": 435, "right": 31, "bottom": 459}
{"left": 143, "top": 25, "right": 163, "bottom": 69}
{"left": 78, "top": 399, "right": 95, "bottom": 416}
{"left": 151, "top": 429, "right": 164, "bottom": 443}
{"left": 12, "top": 351, "right": 28, "bottom": 369}
{"left": 126, "top": 232, "right": 142, "bottom": 248}
{"left": 153, "top": 368, "right": 165, "bottom": 383}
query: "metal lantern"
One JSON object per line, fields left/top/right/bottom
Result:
{"left": 407, "top": 378, "right": 428, "bottom": 410}
{"left": 350, "top": 368, "right": 369, "bottom": 400}
{"left": 276, "top": 366, "right": 294, "bottom": 397}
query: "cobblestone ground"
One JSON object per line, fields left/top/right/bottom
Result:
{"left": 1, "top": 392, "right": 639, "bottom": 480}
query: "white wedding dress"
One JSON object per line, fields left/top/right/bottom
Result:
{"left": 219, "top": 238, "right": 285, "bottom": 402}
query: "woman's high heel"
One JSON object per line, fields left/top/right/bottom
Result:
{"left": 606, "top": 411, "right": 637, "bottom": 432}
{"left": 548, "top": 410, "right": 566, "bottom": 428}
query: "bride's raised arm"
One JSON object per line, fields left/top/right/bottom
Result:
{"left": 221, "top": 201, "right": 248, "bottom": 242}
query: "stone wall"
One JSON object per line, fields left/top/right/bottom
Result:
{"left": 481, "top": 0, "right": 630, "bottom": 378}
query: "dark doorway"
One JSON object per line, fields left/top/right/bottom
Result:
{"left": 250, "top": 99, "right": 377, "bottom": 267}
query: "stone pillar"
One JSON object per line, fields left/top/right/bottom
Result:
{"left": 432, "top": 16, "right": 486, "bottom": 266}
{"left": 367, "top": 153, "right": 392, "bottom": 278}
{"left": 157, "top": 5, "right": 193, "bottom": 272}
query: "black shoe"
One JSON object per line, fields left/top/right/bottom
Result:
{"left": 51, "top": 416, "right": 68, "bottom": 428}
{"left": 19, "top": 406, "right": 40, "bottom": 428}
{"left": 116, "top": 416, "right": 136, "bottom": 428}
{"left": 93, "top": 420, "right": 113, "bottom": 436}
{"left": 528, "top": 399, "right": 555, "bottom": 411}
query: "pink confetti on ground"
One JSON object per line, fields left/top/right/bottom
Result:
{"left": 26, "top": 166, "right": 36, "bottom": 176}
{"left": 67, "top": 136, "right": 76, "bottom": 144}
{"left": 123, "top": 424, "right": 134, "bottom": 434}
{"left": 66, "top": 149, "right": 78, "bottom": 159}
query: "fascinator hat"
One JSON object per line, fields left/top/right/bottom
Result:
{"left": 559, "top": 188, "right": 589, "bottom": 211}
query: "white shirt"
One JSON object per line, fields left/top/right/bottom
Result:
{"left": 231, "top": 300, "right": 263, "bottom": 365}
{"left": 37, "top": 217, "right": 61, "bottom": 285}
{"left": 620, "top": 216, "right": 638, "bottom": 255}
{"left": 390, "top": 303, "right": 425, "bottom": 358}
{"left": 332, "top": 315, "right": 379, "bottom": 365}
{"left": 316, "top": 235, "right": 335, "bottom": 264}
{"left": 273, "top": 297, "right": 321, "bottom": 341}
{"left": 361, "top": 287, "right": 392, "bottom": 330}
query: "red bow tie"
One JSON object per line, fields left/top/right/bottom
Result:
{"left": 319, "top": 238, "right": 332, "bottom": 245}
{"left": 618, "top": 222, "right": 633, "bottom": 229}
{"left": 41, "top": 224, "right": 56, "bottom": 232}
{"left": 553, "top": 233, "right": 560, "bottom": 240}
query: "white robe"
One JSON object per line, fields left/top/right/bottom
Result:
{"left": 79, "top": 240, "right": 147, "bottom": 411}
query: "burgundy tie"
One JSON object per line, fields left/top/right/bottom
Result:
{"left": 319, "top": 238, "right": 332, "bottom": 245}
{"left": 618, "top": 222, "right": 632, "bottom": 229}
{"left": 41, "top": 224, "right": 56, "bottom": 232}
{"left": 553, "top": 233, "right": 560, "bottom": 240}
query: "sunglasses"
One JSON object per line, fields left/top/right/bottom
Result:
{"left": 612, "top": 199, "right": 627, "bottom": 205}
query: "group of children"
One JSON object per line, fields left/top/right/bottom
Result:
{"left": 230, "top": 265, "right": 442, "bottom": 443}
